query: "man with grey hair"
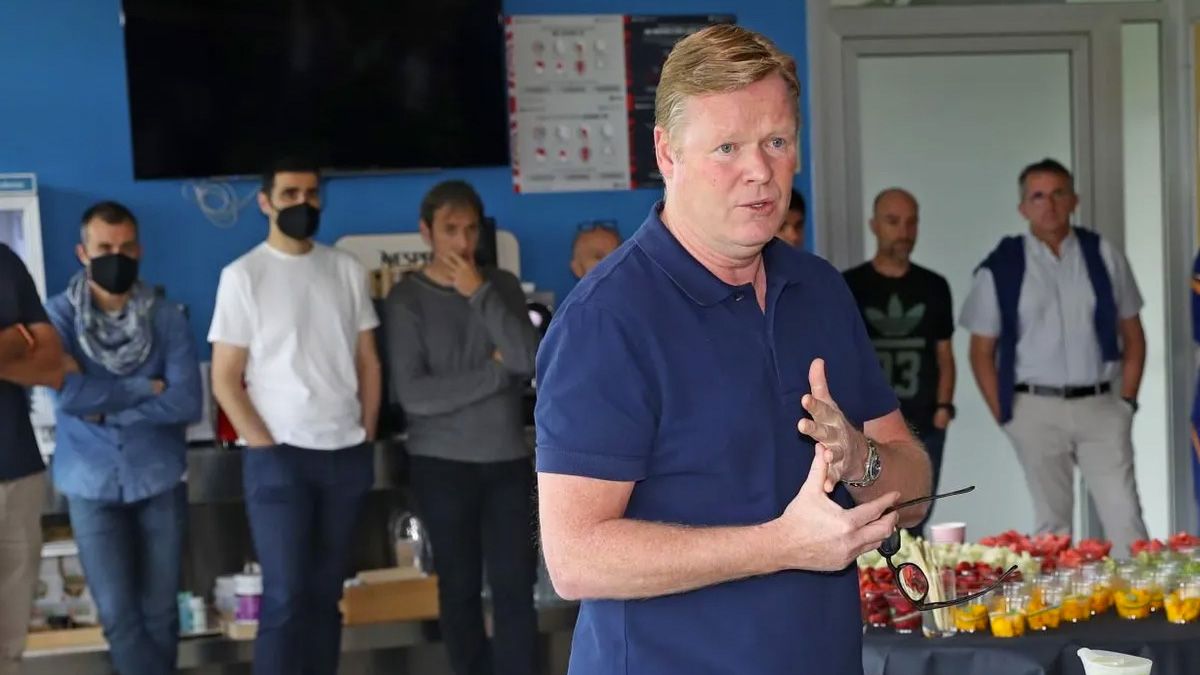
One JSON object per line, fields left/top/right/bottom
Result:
{"left": 961, "top": 158, "right": 1148, "bottom": 554}
{"left": 535, "top": 24, "right": 931, "bottom": 675}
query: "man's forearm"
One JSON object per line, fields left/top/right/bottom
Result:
{"left": 0, "top": 326, "right": 29, "bottom": 366}
{"left": 936, "top": 351, "right": 955, "bottom": 405}
{"left": 969, "top": 349, "right": 1001, "bottom": 422}
{"left": 1121, "top": 353, "right": 1144, "bottom": 400}
{"left": 212, "top": 382, "right": 274, "bottom": 447}
{"left": 1119, "top": 319, "right": 1146, "bottom": 399}
{"left": 471, "top": 283, "right": 538, "bottom": 376}
{"left": 544, "top": 516, "right": 783, "bottom": 601}
{"left": 0, "top": 357, "right": 64, "bottom": 389}
{"left": 0, "top": 338, "right": 65, "bottom": 389}
{"left": 358, "top": 361, "right": 381, "bottom": 441}
{"left": 847, "top": 436, "right": 931, "bottom": 527}
{"left": 393, "top": 364, "right": 508, "bottom": 417}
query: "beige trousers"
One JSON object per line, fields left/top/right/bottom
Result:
{"left": 1003, "top": 392, "right": 1148, "bottom": 555}
{"left": 0, "top": 472, "right": 44, "bottom": 675}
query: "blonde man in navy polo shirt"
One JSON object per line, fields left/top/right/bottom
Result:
{"left": 535, "top": 25, "right": 934, "bottom": 675}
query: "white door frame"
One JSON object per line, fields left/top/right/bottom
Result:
{"left": 810, "top": 4, "right": 1151, "bottom": 267}
{"left": 806, "top": 0, "right": 1198, "bottom": 535}
{"left": 840, "top": 34, "right": 1095, "bottom": 259}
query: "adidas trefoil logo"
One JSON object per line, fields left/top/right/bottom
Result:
{"left": 864, "top": 294, "right": 925, "bottom": 337}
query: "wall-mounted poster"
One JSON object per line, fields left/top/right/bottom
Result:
{"left": 507, "top": 14, "right": 734, "bottom": 193}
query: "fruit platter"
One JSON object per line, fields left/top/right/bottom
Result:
{"left": 858, "top": 529, "right": 1200, "bottom": 636}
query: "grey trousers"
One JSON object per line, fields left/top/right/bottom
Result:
{"left": 0, "top": 471, "right": 43, "bottom": 675}
{"left": 1003, "top": 392, "right": 1148, "bottom": 555}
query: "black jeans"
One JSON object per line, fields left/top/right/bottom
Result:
{"left": 409, "top": 456, "right": 538, "bottom": 675}
{"left": 907, "top": 428, "right": 947, "bottom": 538}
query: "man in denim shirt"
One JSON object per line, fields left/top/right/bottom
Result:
{"left": 46, "top": 201, "right": 201, "bottom": 675}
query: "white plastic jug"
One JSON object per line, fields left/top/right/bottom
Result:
{"left": 1077, "top": 648, "right": 1153, "bottom": 675}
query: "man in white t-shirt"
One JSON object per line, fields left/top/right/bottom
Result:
{"left": 208, "top": 158, "right": 382, "bottom": 675}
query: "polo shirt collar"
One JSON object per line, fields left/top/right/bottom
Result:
{"left": 632, "top": 202, "right": 804, "bottom": 306}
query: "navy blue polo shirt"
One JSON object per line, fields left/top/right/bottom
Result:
{"left": 535, "top": 204, "right": 897, "bottom": 675}
{"left": 0, "top": 244, "right": 48, "bottom": 482}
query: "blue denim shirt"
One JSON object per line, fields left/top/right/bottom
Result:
{"left": 46, "top": 292, "right": 202, "bottom": 503}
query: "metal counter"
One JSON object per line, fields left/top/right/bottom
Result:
{"left": 23, "top": 602, "right": 578, "bottom": 675}
{"left": 31, "top": 431, "right": 562, "bottom": 674}
{"left": 38, "top": 439, "right": 417, "bottom": 603}
{"left": 42, "top": 438, "right": 410, "bottom": 514}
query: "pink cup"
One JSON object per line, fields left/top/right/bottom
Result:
{"left": 929, "top": 522, "right": 966, "bottom": 544}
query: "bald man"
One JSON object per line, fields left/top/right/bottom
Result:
{"left": 843, "top": 189, "right": 955, "bottom": 537}
{"left": 570, "top": 223, "right": 622, "bottom": 280}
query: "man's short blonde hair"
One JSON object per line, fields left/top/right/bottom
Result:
{"left": 655, "top": 24, "right": 800, "bottom": 144}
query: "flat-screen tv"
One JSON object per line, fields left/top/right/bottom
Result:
{"left": 121, "top": 1, "right": 508, "bottom": 179}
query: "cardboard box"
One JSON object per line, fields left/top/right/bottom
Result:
{"left": 221, "top": 619, "right": 257, "bottom": 641}
{"left": 339, "top": 573, "right": 439, "bottom": 625}
{"left": 355, "top": 566, "right": 426, "bottom": 585}
{"left": 25, "top": 626, "right": 106, "bottom": 653}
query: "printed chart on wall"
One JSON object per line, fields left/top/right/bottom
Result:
{"left": 506, "top": 14, "right": 734, "bottom": 193}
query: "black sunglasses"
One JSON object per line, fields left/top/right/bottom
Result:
{"left": 576, "top": 219, "right": 619, "bottom": 234}
{"left": 877, "top": 486, "right": 1019, "bottom": 612}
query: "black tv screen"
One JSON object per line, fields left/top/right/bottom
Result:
{"left": 121, "top": 1, "right": 508, "bottom": 179}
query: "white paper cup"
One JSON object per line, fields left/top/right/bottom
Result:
{"left": 929, "top": 522, "right": 966, "bottom": 544}
{"left": 1077, "top": 648, "right": 1152, "bottom": 675}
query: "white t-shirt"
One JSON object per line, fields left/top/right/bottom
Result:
{"left": 208, "top": 242, "right": 379, "bottom": 450}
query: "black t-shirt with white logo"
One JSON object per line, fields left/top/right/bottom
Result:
{"left": 843, "top": 262, "right": 953, "bottom": 434}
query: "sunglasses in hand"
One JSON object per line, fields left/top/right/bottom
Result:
{"left": 876, "top": 486, "right": 1019, "bottom": 612}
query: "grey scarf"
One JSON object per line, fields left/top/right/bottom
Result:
{"left": 66, "top": 271, "right": 156, "bottom": 375}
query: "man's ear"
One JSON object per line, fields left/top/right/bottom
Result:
{"left": 654, "top": 126, "right": 677, "bottom": 182}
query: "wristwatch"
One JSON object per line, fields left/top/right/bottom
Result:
{"left": 1122, "top": 397, "right": 1139, "bottom": 414}
{"left": 843, "top": 437, "right": 882, "bottom": 488}
{"left": 936, "top": 403, "right": 956, "bottom": 420}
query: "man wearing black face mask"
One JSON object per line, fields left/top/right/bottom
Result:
{"left": 209, "top": 158, "right": 382, "bottom": 675}
{"left": 44, "top": 201, "right": 202, "bottom": 675}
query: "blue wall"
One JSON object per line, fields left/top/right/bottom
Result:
{"left": 0, "top": 0, "right": 810, "bottom": 357}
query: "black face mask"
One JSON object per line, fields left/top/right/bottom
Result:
{"left": 276, "top": 203, "right": 321, "bottom": 240}
{"left": 90, "top": 254, "right": 139, "bottom": 295}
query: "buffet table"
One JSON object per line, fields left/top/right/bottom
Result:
{"left": 863, "top": 612, "right": 1200, "bottom": 675}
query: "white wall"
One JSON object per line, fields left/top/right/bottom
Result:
{"left": 1122, "top": 22, "right": 1172, "bottom": 540}
{"left": 858, "top": 51, "right": 1072, "bottom": 540}
{"left": 856, "top": 34, "right": 1175, "bottom": 542}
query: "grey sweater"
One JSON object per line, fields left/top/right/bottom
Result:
{"left": 384, "top": 269, "right": 537, "bottom": 462}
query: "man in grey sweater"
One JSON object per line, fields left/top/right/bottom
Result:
{"left": 385, "top": 180, "right": 539, "bottom": 675}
